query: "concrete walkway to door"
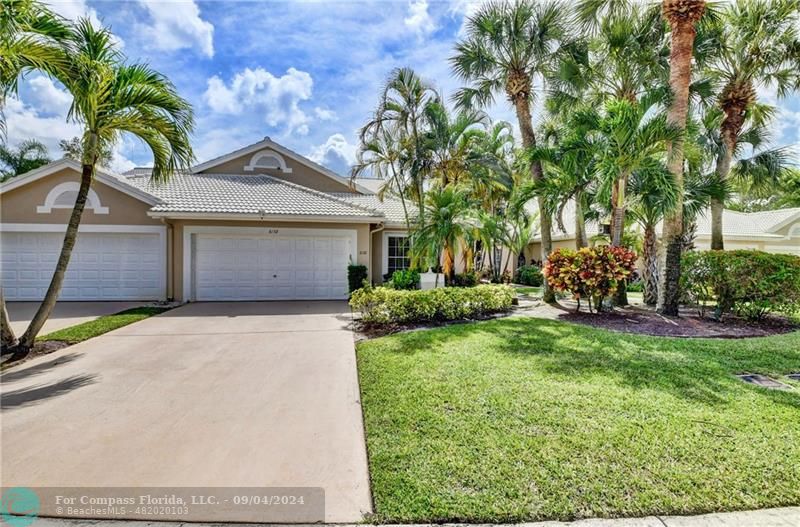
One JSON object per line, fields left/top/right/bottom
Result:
{"left": 1, "top": 301, "right": 372, "bottom": 523}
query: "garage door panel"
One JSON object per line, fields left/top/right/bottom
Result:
{"left": 193, "top": 231, "right": 353, "bottom": 301}
{"left": 1, "top": 231, "right": 164, "bottom": 301}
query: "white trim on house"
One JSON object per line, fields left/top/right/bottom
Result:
{"left": 0, "top": 158, "right": 162, "bottom": 206}
{"left": 181, "top": 225, "right": 359, "bottom": 302}
{"left": 0, "top": 223, "right": 167, "bottom": 301}
{"left": 767, "top": 209, "right": 800, "bottom": 233}
{"left": 381, "top": 230, "right": 409, "bottom": 277}
{"left": 243, "top": 149, "right": 293, "bottom": 173}
{"left": 190, "top": 137, "right": 372, "bottom": 194}
{"left": 36, "top": 181, "right": 109, "bottom": 214}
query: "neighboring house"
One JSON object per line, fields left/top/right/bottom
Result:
{"left": 0, "top": 137, "right": 412, "bottom": 302}
{"left": 523, "top": 200, "right": 800, "bottom": 266}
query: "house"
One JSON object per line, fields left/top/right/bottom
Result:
{"left": 0, "top": 137, "right": 412, "bottom": 302}
{"left": 523, "top": 200, "right": 800, "bottom": 265}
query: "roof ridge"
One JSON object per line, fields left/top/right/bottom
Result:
{"left": 259, "top": 175, "right": 384, "bottom": 217}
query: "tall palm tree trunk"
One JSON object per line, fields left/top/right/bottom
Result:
{"left": 1, "top": 288, "right": 18, "bottom": 351}
{"left": 611, "top": 176, "right": 628, "bottom": 306}
{"left": 15, "top": 163, "right": 94, "bottom": 353}
{"left": 642, "top": 223, "right": 659, "bottom": 305}
{"left": 657, "top": 0, "right": 705, "bottom": 316}
{"left": 710, "top": 123, "right": 738, "bottom": 250}
{"left": 574, "top": 192, "right": 589, "bottom": 249}
{"left": 514, "top": 96, "right": 555, "bottom": 302}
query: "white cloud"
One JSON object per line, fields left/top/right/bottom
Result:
{"left": 47, "top": 0, "right": 124, "bottom": 47}
{"left": 26, "top": 76, "right": 72, "bottom": 114}
{"left": 203, "top": 67, "right": 314, "bottom": 136}
{"left": 314, "top": 107, "right": 337, "bottom": 121}
{"left": 405, "top": 0, "right": 437, "bottom": 37}
{"left": 137, "top": 0, "right": 214, "bottom": 57}
{"left": 308, "top": 133, "right": 357, "bottom": 176}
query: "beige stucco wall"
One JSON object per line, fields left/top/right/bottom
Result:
{"left": 168, "top": 219, "right": 371, "bottom": 300}
{"left": 0, "top": 167, "right": 160, "bottom": 226}
{"left": 201, "top": 154, "right": 352, "bottom": 193}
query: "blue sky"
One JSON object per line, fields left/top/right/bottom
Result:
{"left": 6, "top": 0, "right": 800, "bottom": 176}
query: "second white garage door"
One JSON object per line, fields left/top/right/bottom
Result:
{"left": 192, "top": 230, "right": 354, "bottom": 301}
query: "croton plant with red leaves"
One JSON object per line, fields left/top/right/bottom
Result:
{"left": 543, "top": 245, "right": 637, "bottom": 312}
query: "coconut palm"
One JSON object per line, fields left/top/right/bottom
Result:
{"left": 410, "top": 186, "right": 475, "bottom": 282}
{"left": 12, "top": 19, "right": 195, "bottom": 354}
{"left": 657, "top": 0, "right": 706, "bottom": 316}
{"left": 0, "top": 138, "right": 50, "bottom": 180}
{"left": 703, "top": 0, "right": 800, "bottom": 248}
{"left": 0, "top": 0, "right": 71, "bottom": 137}
{"left": 451, "top": 0, "right": 568, "bottom": 302}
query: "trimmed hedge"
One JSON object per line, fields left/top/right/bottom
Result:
{"left": 347, "top": 264, "right": 368, "bottom": 294}
{"left": 515, "top": 265, "right": 543, "bottom": 286}
{"left": 681, "top": 250, "right": 800, "bottom": 320}
{"left": 350, "top": 284, "right": 515, "bottom": 325}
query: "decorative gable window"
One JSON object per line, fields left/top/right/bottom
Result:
{"left": 244, "top": 149, "right": 293, "bottom": 173}
{"left": 37, "top": 181, "right": 109, "bottom": 214}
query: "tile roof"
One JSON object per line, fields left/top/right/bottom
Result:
{"left": 694, "top": 208, "right": 800, "bottom": 237}
{"left": 125, "top": 173, "right": 383, "bottom": 218}
{"left": 329, "top": 193, "right": 415, "bottom": 225}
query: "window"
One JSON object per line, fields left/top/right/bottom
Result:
{"left": 387, "top": 235, "right": 410, "bottom": 275}
{"left": 36, "top": 182, "right": 108, "bottom": 214}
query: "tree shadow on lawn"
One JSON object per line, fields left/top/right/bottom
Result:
{"left": 375, "top": 318, "right": 800, "bottom": 408}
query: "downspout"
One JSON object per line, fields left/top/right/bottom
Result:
{"left": 369, "top": 222, "right": 385, "bottom": 285}
{"left": 160, "top": 218, "right": 174, "bottom": 301}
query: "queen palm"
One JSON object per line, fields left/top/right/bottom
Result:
{"left": 657, "top": 0, "right": 706, "bottom": 316}
{"left": 12, "top": 19, "right": 195, "bottom": 354}
{"left": 704, "top": 0, "right": 800, "bottom": 249}
{"left": 451, "top": 0, "right": 567, "bottom": 303}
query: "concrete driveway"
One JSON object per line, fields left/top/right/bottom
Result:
{"left": 1, "top": 301, "right": 372, "bottom": 523}
{"left": 6, "top": 301, "right": 146, "bottom": 335}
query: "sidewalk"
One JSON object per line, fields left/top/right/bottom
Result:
{"left": 28, "top": 506, "right": 800, "bottom": 527}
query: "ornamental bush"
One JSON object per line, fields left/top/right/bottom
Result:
{"left": 452, "top": 271, "right": 479, "bottom": 287}
{"left": 349, "top": 284, "right": 515, "bottom": 325}
{"left": 389, "top": 269, "right": 420, "bottom": 290}
{"left": 515, "top": 265, "right": 543, "bottom": 286}
{"left": 347, "top": 264, "right": 369, "bottom": 294}
{"left": 681, "top": 250, "right": 800, "bottom": 320}
{"left": 543, "top": 245, "right": 637, "bottom": 312}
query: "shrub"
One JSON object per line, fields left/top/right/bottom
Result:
{"left": 681, "top": 250, "right": 800, "bottom": 320}
{"left": 347, "top": 264, "right": 369, "bottom": 294}
{"left": 452, "top": 271, "right": 479, "bottom": 287}
{"left": 515, "top": 265, "right": 543, "bottom": 286}
{"left": 626, "top": 279, "right": 643, "bottom": 293}
{"left": 389, "top": 269, "right": 420, "bottom": 290}
{"left": 349, "top": 284, "right": 515, "bottom": 325}
{"left": 543, "top": 245, "right": 637, "bottom": 312}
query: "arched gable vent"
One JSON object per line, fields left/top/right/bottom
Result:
{"left": 36, "top": 181, "right": 109, "bottom": 214}
{"left": 244, "top": 149, "right": 293, "bottom": 173}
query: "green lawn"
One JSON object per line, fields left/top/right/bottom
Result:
{"left": 40, "top": 306, "right": 170, "bottom": 344}
{"left": 356, "top": 317, "right": 800, "bottom": 523}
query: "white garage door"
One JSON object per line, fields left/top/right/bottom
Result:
{"left": 1, "top": 231, "right": 165, "bottom": 301}
{"left": 193, "top": 231, "right": 352, "bottom": 300}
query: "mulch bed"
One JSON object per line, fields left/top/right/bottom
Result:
{"left": 0, "top": 340, "right": 70, "bottom": 371}
{"left": 520, "top": 299, "right": 799, "bottom": 338}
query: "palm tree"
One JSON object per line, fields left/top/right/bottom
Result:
{"left": 0, "top": 138, "right": 50, "bottom": 180}
{"left": 12, "top": 19, "right": 195, "bottom": 355}
{"left": 704, "top": 0, "right": 800, "bottom": 248}
{"left": 410, "top": 186, "right": 475, "bottom": 283}
{"left": 0, "top": 0, "right": 70, "bottom": 137}
{"left": 451, "top": 0, "right": 568, "bottom": 303}
{"left": 359, "top": 68, "right": 437, "bottom": 222}
{"left": 657, "top": 0, "right": 706, "bottom": 316}
{"left": 351, "top": 126, "right": 413, "bottom": 229}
